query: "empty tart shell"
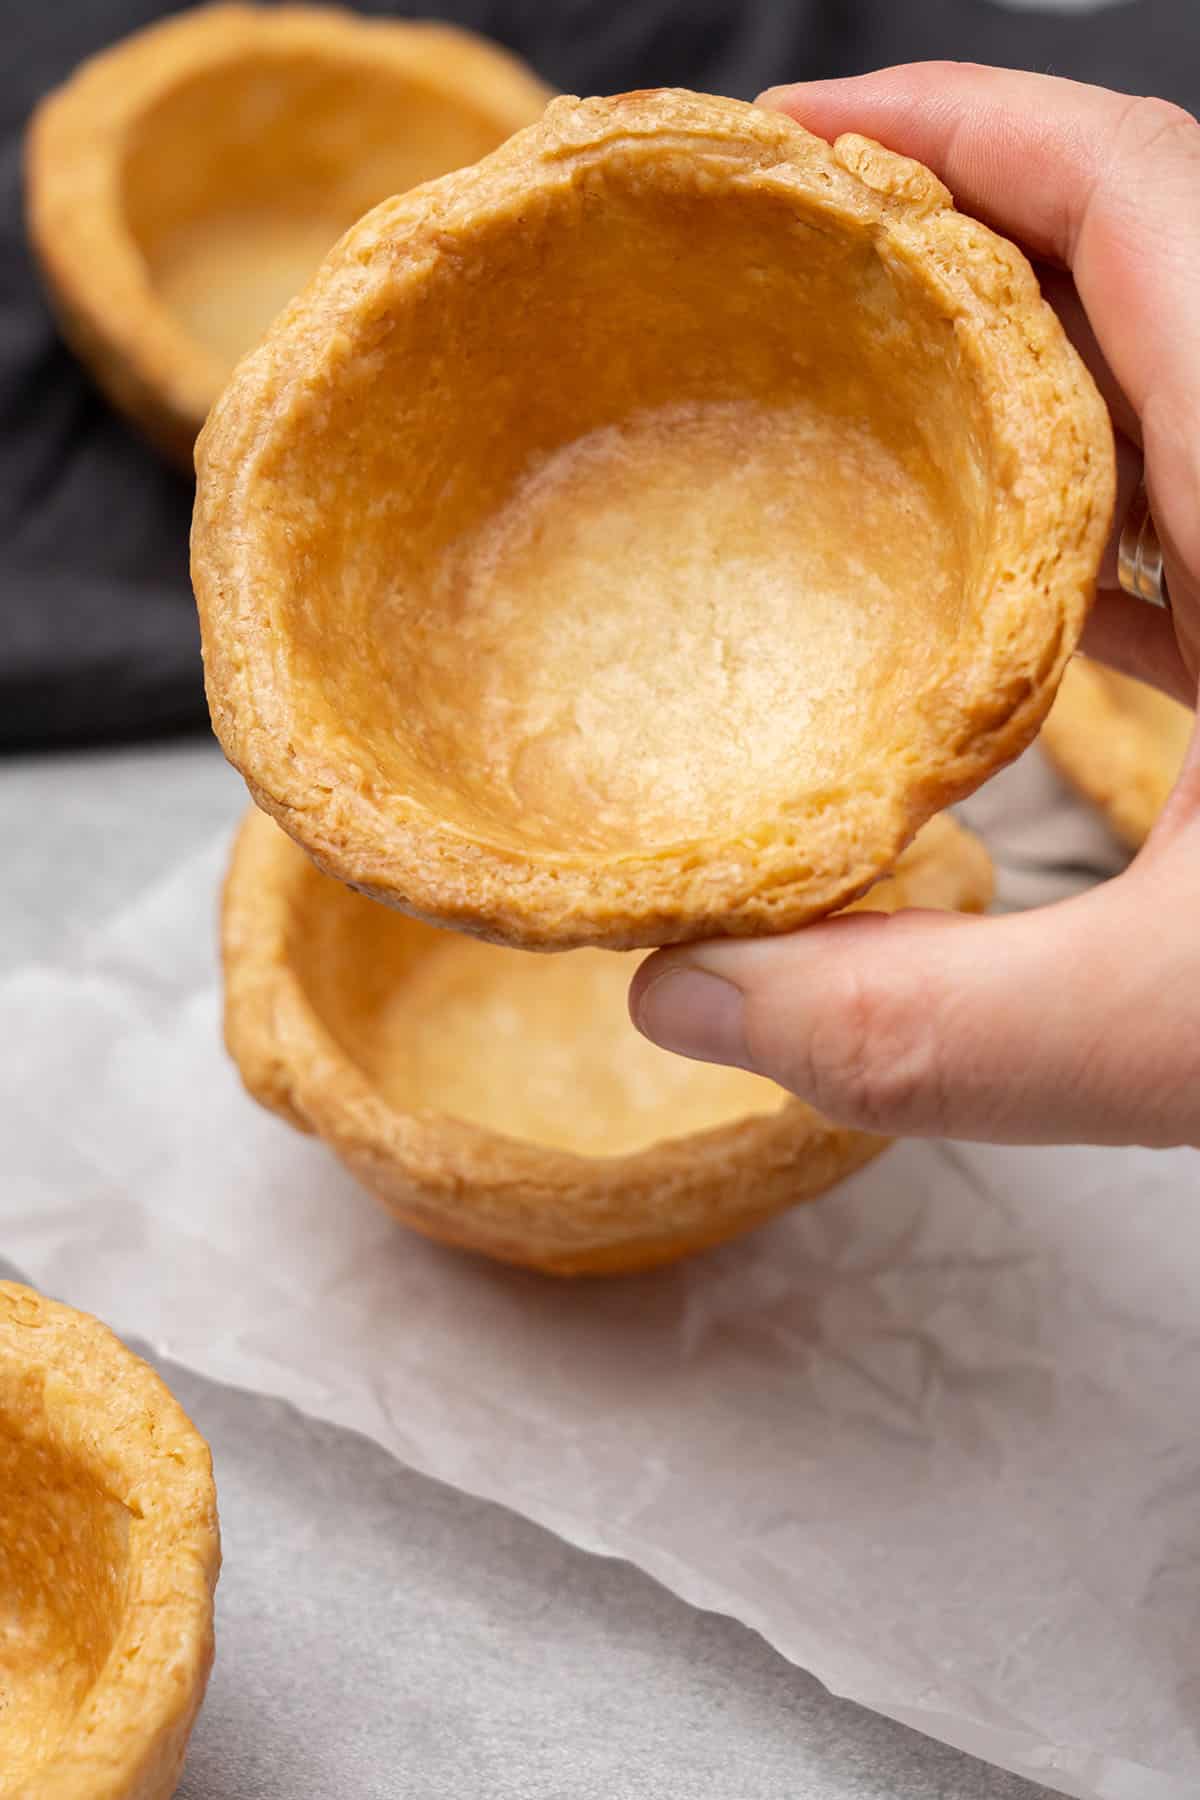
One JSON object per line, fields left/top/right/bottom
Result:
{"left": 194, "top": 86, "right": 1112, "bottom": 952}
{"left": 1041, "top": 658, "right": 1194, "bottom": 848}
{"left": 0, "top": 1280, "right": 219, "bottom": 1800}
{"left": 26, "top": 3, "right": 552, "bottom": 465}
{"left": 222, "top": 805, "right": 993, "bottom": 1276}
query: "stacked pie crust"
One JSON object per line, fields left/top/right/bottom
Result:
{"left": 190, "top": 84, "right": 1115, "bottom": 1267}
{"left": 33, "top": 64, "right": 1121, "bottom": 1271}
{"left": 1041, "top": 658, "right": 1193, "bottom": 847}
{"left": 222, "top": 807, "right": 994, "bottom": 1274}
{"left": 26, "top": 3, "right": 551, "bottom": 462}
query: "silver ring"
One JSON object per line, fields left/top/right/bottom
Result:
{"left": 1118, "top": 477, "right": 1171, "bottom": 611}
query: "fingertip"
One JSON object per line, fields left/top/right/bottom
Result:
{"left": 627, "top": 949, "right": 662, "bottom": 1030}
{"left": 630, "top": 914, "right": 902, "bottom": 1080}
{"left": 754, "top": 74, "right": 875, "bottom": 132}
{"left": 630, "top": 958, "right": 751, "bottom": 1070}
{"left": 756, "top": 64, "right": 966, "bottom": 132}
{"left": 753, "top": 83, "right": 795, "bottom": 112}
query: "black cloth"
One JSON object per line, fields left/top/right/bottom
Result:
{"left": 2, "top": 0, "right": 1197, "bottom": 751}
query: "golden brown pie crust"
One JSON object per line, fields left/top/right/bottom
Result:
{"left": 194, "top": 87, "right": 1113, "bottom": 950}
{"left": 0, "top": 1281, "right": 220, "bottom": 1800}
{"left": 222, "top": 806, "right": 993, "bottom": 1276}
{"left": 1040, "top": 658, "right": 1194, "bottom": 848}
{"left": 26, "top": 4, "right": 552, "bottom": 465}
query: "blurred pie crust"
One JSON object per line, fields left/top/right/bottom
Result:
{"left": 26, "top": 3, "right": 551, "bottom": 463}
{"left": 0, "top": 1280, "right": 220, "bottom": 1800}
{"left": 1041, "top": 658, "right": 1193, "bottom": 848}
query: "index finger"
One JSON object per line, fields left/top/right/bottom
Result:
{"left": 758, "top": 63, "right": 1200, "bottom": 428}
{"left": 759, "top": 63, "right": 1200, "bottom": 677}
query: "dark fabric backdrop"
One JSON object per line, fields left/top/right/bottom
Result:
{"left": 1, "top": 0, "right": 1196, "bottom": 750}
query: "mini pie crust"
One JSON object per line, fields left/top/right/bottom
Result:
{"left": 194, "top": 86, "right": 1112, "bottom": 951}
{"left": 1040, "top": 658, "right": 1194, "bottom": 848}
{"left": 0, "top": 1281, "right": 220, "bottom": 1800}
{"left": 26, "top": 4, "right": 551, "bottom": 464}
{"left": 222, "top": 805, "right": 993, "bottom": 1276}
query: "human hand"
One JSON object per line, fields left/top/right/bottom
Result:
{"left": 630, "top": 64, "right": 1200, "bottom": 1148}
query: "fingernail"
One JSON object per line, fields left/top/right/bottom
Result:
{"left": 634, "top": 966, "right": 750, "bottom": 1069}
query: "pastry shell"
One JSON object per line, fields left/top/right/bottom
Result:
{"left": 26, "top": 3, "right": 551, "bottom": 464}
{"left": 1040, "top": 659, "right": 1194, "bottom": 848}
{"left": 194, "top": 85, "right": 1112, "bottom": 951}
{"left": 222, "top": 806, "right": 993, "bottom": 1276}
{"left": 0, "top": 1280, "right": 220, "bottom": 1800}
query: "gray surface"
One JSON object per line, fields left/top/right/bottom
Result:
{"left": 0, "top": 745, "right": 1058, "bottom": 1798}
{"left": 2, "top": 739, "right": 243, "bottom": 971}
{"left": 169, "top": 1354, "right": 1061, "bottom": 1800}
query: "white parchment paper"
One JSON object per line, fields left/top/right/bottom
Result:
{"left": 2, "top": 748, "right": 1198, "bottom": 1800}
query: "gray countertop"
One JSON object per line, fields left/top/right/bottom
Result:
{"left": 1, "top": 740, "right": 1057, "bottom": 1800}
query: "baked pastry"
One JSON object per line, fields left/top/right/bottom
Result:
{"left": 26, "top": 5, "right": 551, "bottom": 465}
{"left": 1041, "top": 658, "right": 1194, "bottom": 848}
{"left": 223, "top": 806, "right": 993, "bottom": 1275}
{"left": 194, "top": 87, "right": 1112, "bottom": 950}
{"left": 0, "top": 1280, "right": 219, "bottom": 1800}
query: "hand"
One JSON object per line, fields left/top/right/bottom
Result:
{"left": 630, "top": 64, "right": 1200, "bottom": 1148}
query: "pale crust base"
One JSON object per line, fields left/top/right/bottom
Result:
{"left": 194, "top": 87, "right": 1113, "bottom": 949}
{"left": 0, "top": 1282, "right": 220, "bottom": 1800}
{"left": 1040, "top": 659, "right": 1194, "bottom": 849}
{"left": 223, "top": 808, "right": 993, "bottom": 1276}
{"left": 26, "top": 4, "right": 552, "bottom": 464}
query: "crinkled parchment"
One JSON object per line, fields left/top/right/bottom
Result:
{"left": 1, "top": 750, "right": 1197, "bottom": 1800}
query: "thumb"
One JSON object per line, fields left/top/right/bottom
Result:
{"left": 629, "top": 860, "right": 1200, "bottom": 1147}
